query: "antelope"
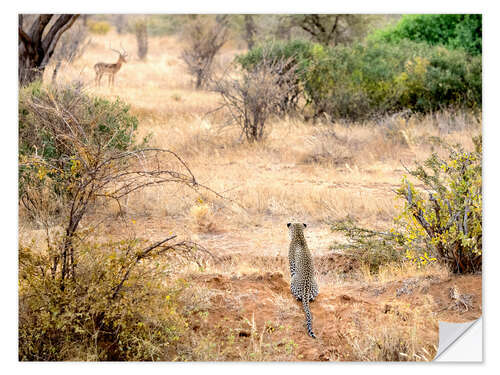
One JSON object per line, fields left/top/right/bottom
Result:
{"left": 94, "top": 45, "right": 128, "bottom": 87}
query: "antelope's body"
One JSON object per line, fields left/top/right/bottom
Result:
{"left": 94, "top": 47, "right": 127, "bottom": 87}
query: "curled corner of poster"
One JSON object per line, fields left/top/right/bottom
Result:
{"left": 434, "top": 316, "right": 483, "bottom": 362}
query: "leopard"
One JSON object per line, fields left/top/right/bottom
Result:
{"left": 287, "top": 222, "right": 319, "bottom": 338}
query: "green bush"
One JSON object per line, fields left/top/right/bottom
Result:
{"left": 237, "top": 39, "right": 315, "bottom": 71}
{"left": 19, "top": 82, "right": 140, "bottom": 211}
{"left": 372, "top": 14, "right": 482, "bottom": 56}
{"left": 19, "top": 82, "right": 138, "bottom": 158}
{"left": 238, "top": 39, "right": 482, "bottom": 121}
{"left": 309, "top": 40, "right": 481, "bottom": 120}
{"left": 330, "top": 220, "right": 406, "bottom": 273}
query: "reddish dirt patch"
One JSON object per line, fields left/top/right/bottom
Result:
{"left": 184, "top": 271, "right": 481, "bottom": 361}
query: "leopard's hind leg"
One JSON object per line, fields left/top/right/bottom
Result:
{"left": 290, "top": 276, "right": 302, "bottom": 301}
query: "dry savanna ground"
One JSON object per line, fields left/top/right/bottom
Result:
{"left": 24, "top": 31, "right": 482, "bottom": 361}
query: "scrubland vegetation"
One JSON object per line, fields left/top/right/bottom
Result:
{"left": 18, "top": 14, "right": 482, "bottom": 361}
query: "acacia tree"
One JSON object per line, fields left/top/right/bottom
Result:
{"left": 18, "top": 14, "right": 79, "bottom": 85}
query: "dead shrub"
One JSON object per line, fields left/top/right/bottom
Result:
{"left": 19, "top": 236, "right": 214, "bottom": 360}
{"left": 212, "top": 56, "right": 297, "bottom": 142}
{"left": 181, "top": 16, "right": 229, "bottom": 89}
{"left": 344, "top": 304, "right": 437, "bottom": 361}
{"left": 299, "top": 126, "right": 354, "bottom": 167}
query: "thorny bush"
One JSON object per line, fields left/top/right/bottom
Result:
{"left": 18, "top": 237, "right": 208, "bottom": 360}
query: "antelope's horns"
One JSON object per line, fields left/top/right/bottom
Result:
{"left": 120, "top": 42, "right": 128, "bottom": 56}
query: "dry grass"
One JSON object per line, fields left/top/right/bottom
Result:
{"left": 41, "top": 32, "right": 480, "bottom": 232}
{"left": 343, "top": 299, "right": 438, "bottom": 361}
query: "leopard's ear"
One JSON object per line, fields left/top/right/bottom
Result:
{"left": 287, "top": 223, "right": 291, "bottom": 228}
{"left": 303, "top": 223, "right": 307, "bottom": 228}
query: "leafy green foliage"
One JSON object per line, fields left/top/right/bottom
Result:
{"left": 307, "top": 40, "right": 481, "bottom": 120}
{"left": 19, "top": 82, "right": 138, "bottom": 160}
{"left": 238, "top": 39, "right": 482, "bottom": 121}
{"left": 19, "top": 82, "right": 141, "bottom": 219}
{"left": 237, "top": 40, "right": 315, "bottom": 71}
{"left": 372, "top": 14, "right": 482, "bottom": 56}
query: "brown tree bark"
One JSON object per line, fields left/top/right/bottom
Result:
{"left": 18, "top": 14, "right": 79, "bottom": 86}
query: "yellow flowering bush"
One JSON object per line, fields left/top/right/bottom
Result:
{"left": 88, "top": 20, "right": 111, "bottom": 35}
{"left": 396, "top": 137, "right": 482, "bottom": 273}
{"left": 331, "top": 137, "right": 481, "bottom": 274}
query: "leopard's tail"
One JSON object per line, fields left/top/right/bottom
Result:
{"left": 302, "top": 289, "right": 316, "bottom": 339}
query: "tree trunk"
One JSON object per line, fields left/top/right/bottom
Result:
{"left": 18, "top": 14, "right": 79, "bottom": 86}
{"left": 244, "top": 15, "right": 257, "bottom": 50}
{"left": 195, "top": 71, "right": 203, "bottom": 89}
{"left": 18, "top": 52, "right": 44, "bottom": 85}
{"left": 135, "top": 20, "right": 148, "bottom": 60}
